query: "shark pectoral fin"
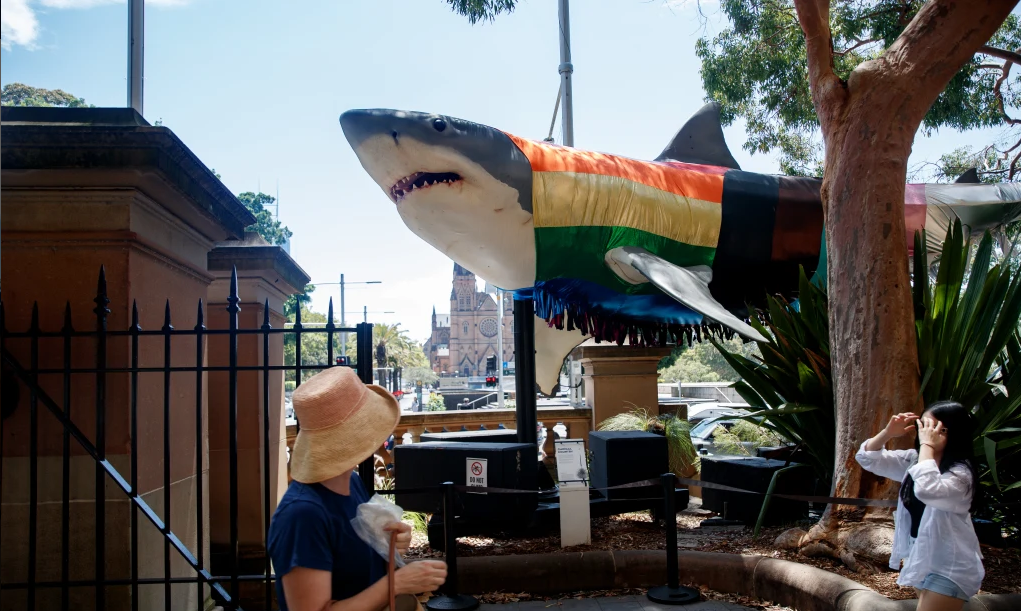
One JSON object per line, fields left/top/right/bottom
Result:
{"left": 534, "top": 316, "right": 589, "bottom": 396}
{"left": 607, "top": 246, "right": 767, "bottom": 343}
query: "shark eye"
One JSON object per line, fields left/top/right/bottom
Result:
{"left": 432, "top": 118, "right": 447, "bottom": 132}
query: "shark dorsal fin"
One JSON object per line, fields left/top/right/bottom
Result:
{"left": 655, "top": 102, "right": 741, "bottom": 170}
{"left": 955, "top": 168, "right": 980, "bottom": 183}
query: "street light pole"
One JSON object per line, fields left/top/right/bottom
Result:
{"left": 127, "top": 0, "right": 144, "bottom": 115}
{"left": 558, "top": 0, "right": 574, "bottom": 147}
{"left": 340, "top": 273, "right": 346, "bottom": 354}
{"left": 497, "top": 289, "right": 505, "bottom": 409}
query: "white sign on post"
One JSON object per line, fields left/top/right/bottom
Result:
{"left": 554, "top": 439, "right": 591, "bottom": 547}
{"left": 555, "top": 439, "right": 588, "bottom": 484}
{"left": 466, "top": 457, "right": 487, "bottom": 495}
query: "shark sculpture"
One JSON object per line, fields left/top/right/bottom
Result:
{"left": 340, "top": 104, "right": 1021, "bottom": 394}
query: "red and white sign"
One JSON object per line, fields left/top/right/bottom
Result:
{"left": 466, "top": 457, "right": 487, "bottom": 494}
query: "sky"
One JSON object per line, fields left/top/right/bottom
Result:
{"left": 2, "top": 0, "right": 1009, "bottom": 342}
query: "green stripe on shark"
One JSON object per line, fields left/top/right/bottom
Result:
{"left": 534, "top": 225, "right": 716, "bottom": 294}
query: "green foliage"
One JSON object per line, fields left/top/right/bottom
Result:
{"left": 284, "top": 381, "right": 296, "bottom": 393}
{"left": 696, "top": 3, "right": 1020, "bottom": 175}
{"left": 658, "top": 336, "right": 759, "bottom": 383}
{"left": 712, "top": 267, "right": 835, "bottom": 486}
{"left": 912, "top": 220, "right": 1021, "bottom": 524}
{"left": 425, "top": 393, "right": 446, "bottom": 411}
{"left": 714, "top": 421, "right": 787, "bottom": 456}
{"left": 1, "top": 83, "right": 92, "bottom": 108}
{"left": 237, "top": 192, "right": 292, "bottom": 246}
{"left": 405, "top": 366, "right": 439, "bottom": 387}
{"left": 598, "top": 406, "right": 699, "bottom": 476}
{"left": 284, "top": 284, "right": 315, "bottom": 321}
{"left": 444, "top": 0, "right": 516, "bottom": 24}
{"left": 283, "top": 308, "right": 335, "bottom": 383}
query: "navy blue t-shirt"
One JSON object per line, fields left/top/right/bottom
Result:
{"left": 268, "top": 474, "right": 387, "bottom": 610}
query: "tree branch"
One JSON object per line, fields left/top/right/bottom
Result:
{"left": 792, "top": 0, "right": 845, "bottom": 126}
{"left": 879, "top": 0, "right": 1019, "bottom": 123}
{"left": 980, "top": 45, "right": 1021, "bottom": 65}
{"left": 994, "top": 62, "right": 1021, "bottom": 126}
{"left": 834, "top": 38, "right": 880, "bottom": 57}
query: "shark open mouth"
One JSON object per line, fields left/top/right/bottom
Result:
{"left": 390, "top": 171, "right": 462, "bottom": 202}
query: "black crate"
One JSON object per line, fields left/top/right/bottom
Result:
{"left": 700, "top": 455, "right": 811, "bottom": 525}
{"left": 393, "top": 442, "right": 538, "bottom": 519}
{"left": 589, "top": 431, "right": 668, "bottom": 500}
{"left": 419, "top": 429, "right": 518, "bottom": 443}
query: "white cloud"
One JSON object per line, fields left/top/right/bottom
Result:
{"left": 2, "top": 0, "right": 40, "bottom": 50}
{"left": 3, "top": 0, "right": 190, "bottom": 50}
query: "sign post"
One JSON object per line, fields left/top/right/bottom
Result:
{"left": 466, "top": 458, "right": 488, "bottom": 495}
{"left": 554, "top": 438, "right": 591, "bottom": 547}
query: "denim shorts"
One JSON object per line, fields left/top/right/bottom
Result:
{"left": 919, "top": 573, "right": 970, "bottom": 601}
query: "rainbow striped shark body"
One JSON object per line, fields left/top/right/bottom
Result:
{"left": 340, "top": 104, "right": 1021, "bottom": 394}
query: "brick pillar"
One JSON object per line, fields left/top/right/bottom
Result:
{"left": 205, "top": 234, "right": 309, "bottom": 610}
{"left": 572, "top": 345, "right": 674, "bottom": 430}
{"left": 1, "top": 107, "right": 255, "bottom": 611}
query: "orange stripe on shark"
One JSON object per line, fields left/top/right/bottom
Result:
{"left": 504, "top": 133, "right": 726, "bottom": 204}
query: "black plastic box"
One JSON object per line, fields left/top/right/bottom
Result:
{"left": 419, "top": 429, "right": 518, "bottom": 443}
{"left": 589, "top": 430, "right": 668, "bottom": 500}
{"left": 700, "top": 455, "right": 811, "bottom": 525}
{"left": 393, "top": 442, "right": 538, "bottom": 519}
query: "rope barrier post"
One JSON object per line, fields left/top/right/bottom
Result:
{"left": 426, "top": 482, "right": 479, "bottom": 611}
{"left": 647, "top": 473, "right": 700, "bottom": 605}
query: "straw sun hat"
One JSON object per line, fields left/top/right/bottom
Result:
{"left": 290, "top": 366, "right": 400, "bottom": 484}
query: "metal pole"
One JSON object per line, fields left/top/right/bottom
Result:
{"left": 558, "top": 0, "right": 574, "bottom": 147}
{"left": 513, "top": 297, "right": 537, "bottom": 446}
{"left": 497, "top": 290, "right": 505, "bottom": 409}
{"left": 364, "top": 305, "right": 368, "bottom": 323}
{"left": 340, "top": 273, "right": 346, "bottom": 355}
{"left": 127, "top": 0, "right": 144, "bottom": 115}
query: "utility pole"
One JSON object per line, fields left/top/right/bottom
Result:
{"left": 558, "top": 0, "right": 574, "bottom": 147}
{"left": 340, "top": 273, "right": 346, "bottom": 354}
{"left": 497, "top": 289, "right": 505, "bottom": 409}
{"left": 127, "top": 0, "right": 144, "bottom": 115}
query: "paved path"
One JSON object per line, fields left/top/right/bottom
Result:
{"left": 480, "top": 594, "right": 756, "bottom": 611}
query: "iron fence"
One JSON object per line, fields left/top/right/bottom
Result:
{"left": 0, "top": 266, "right": 374, "bottom": 611}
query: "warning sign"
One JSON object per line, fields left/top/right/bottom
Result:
{"left": 466, "top": 457, "right": 488, "bottom": 495}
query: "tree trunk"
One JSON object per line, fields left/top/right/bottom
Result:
{"left": 786, "top": 0, "right": 1018, "bottom": 567}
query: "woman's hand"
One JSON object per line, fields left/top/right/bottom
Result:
{"left": 916, "top": 416, "right": 947, "bottom": 452}
{"left": 883, "top": 412, "right": 919, "bottom": 438}
{"left": 394, "top": 560, "right": 447, "bottom": 595}
{"left": 383, "top": 522, "right": 413, "bottom": 556}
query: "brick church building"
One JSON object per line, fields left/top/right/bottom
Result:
{"left": 424, "top": 263, "right": 513, "bottom": 376}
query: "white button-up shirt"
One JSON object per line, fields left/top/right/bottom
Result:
{"left": 855, "top": 441, "right": 984, "bottom": 597}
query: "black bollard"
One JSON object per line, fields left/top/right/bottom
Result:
{"left": 647, "top": 473, "right": 700, "bottom": 605}
{"left": 426, "top": 482, "right": 479, "bottom": 611}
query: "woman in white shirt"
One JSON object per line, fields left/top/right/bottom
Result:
{"left": 855, "top": 401, "right": 984, "bottom": 611}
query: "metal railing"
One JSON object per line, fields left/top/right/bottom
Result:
{"left": 0, "top": 266, "right": 373, "bottom": 611}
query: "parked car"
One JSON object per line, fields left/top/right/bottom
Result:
{"left": 686, "top": 402, "right": 749, "bottom": 425}
{"left": 689, "top": 415, "right": 757, "bottom": 456}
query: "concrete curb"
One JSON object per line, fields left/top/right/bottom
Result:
{"left": 456, "top": 551, "right": 1021, "bottom": 611}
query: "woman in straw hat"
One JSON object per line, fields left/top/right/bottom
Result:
{"left": 268, "top": 367, "right": 447, "bottom": 611}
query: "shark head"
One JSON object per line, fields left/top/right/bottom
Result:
{"left": 340, "top": 109, "right": 536, "bottom": 290}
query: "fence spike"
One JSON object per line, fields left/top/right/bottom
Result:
{"left": 63, "top": 301, "right": 74, "bottom": 333}
{"left": 163, "top": 300, "right": 174, "bottom": 331}
{"left": 263, "top": 299, "right": 271, "bottom": 328}
{"left": 196, "top": 299, "right": 205, "bottom": 330}
{"left": 30, "top": 302, "right": 40, "bottom": 332}
{"left": 227, "top": 266, "right": 241, "bottom": 315}
{"left": 131, "top": 301, "right": 140, "bottom": 332}
{"left": 294, "top": 302, "right": 303, "bottom": 326}
{"left": 327, "top": 298, "right": 334, "bottom": 324}
{"left": 94, "top": 266, "right": 110, "bottom": 319}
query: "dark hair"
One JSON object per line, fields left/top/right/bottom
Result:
{"left": 900, "top": 400, "right": 982, "bottom": 514}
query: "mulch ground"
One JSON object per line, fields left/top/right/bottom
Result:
{"left": 404, "top": 500, "right": 1021, "bottom": 606}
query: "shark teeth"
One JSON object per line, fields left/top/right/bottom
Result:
{"left": 390, "top": 171, "right": 462, "bottom": 202}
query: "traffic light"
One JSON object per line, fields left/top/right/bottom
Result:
{"left": 485, "top": 375, "right": 496, "bottom": 387}
{"left": 336, "top": 356, "right": 349, "bottom": 366}
{"left": 485, "top": 355, "right": 497, "bottom": 375}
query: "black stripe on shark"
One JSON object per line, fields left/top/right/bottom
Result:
{"left": 710, "top": 170, "right": 824, "bottom": 313}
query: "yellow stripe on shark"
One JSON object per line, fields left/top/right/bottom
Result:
{"left": 532, "top": 171, "right": 723, "bottom": 249}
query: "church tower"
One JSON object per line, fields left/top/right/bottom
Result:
{"left": 452, "top": 263, "right": 476, "bottom": 312}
